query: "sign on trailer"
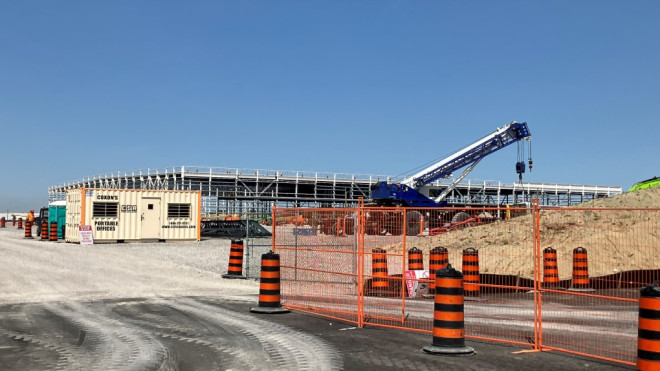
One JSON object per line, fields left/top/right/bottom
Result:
{"left": 79, "top": 225, "right": 93, "bottom": 245}
{"left": 65, "top": 188, "right": 201, "bottom": 243}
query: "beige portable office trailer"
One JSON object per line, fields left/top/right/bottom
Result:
{"left": 65, "top": 188, "right": 201, "bottom": 243}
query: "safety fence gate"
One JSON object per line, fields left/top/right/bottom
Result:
{"left": 272, "top": 201, "right": 660, "bottom": 367}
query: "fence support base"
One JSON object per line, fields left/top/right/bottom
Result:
{"left": 422, "top": 345, "right": 475, "bottom": 356}
{"left": 221, "top": 274, "right": 247, "bottom": 279}
{"left": 250, "top": 306, "right": 290, "bottom": 314}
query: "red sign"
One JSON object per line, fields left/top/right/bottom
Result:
{"left": 404, "top": 270, "right": 430, "bottom": 297}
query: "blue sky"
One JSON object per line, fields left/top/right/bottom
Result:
{"left": 1, "top": 1, "right": 659, "bottom": 211}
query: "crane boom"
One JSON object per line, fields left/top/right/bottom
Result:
{"left": 370, "top": 121, "right": 531, "bottom": 207}
{"left": 403, "top": 121, "right": 531, "bottom": 188}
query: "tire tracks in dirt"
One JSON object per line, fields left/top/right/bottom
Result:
{"left": 0, "top": 296, "right": 343, "bottom": 370}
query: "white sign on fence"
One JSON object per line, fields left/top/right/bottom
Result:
{"left": 404, "top": 270, "right": 430, "bottom": 298}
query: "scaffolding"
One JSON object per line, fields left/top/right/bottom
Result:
{"left": 48, "top": 166, "right": 623, "bottom": 218}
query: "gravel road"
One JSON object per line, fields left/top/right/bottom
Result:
{"left": 0, "top": 226, "right": 630, "bottom": 370}
{"left": 0, "top": 227, "right": 345, "bottom": 370}
{"left": 0, "top": 227, "right": 270, "bottom": 304}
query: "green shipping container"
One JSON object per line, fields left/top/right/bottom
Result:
{"left": 49, "top": 201, "right": 66, "bottom": 239}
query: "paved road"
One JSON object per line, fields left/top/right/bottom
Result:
{"left": 0, "top": 296, "right": 632, "bottom": 370}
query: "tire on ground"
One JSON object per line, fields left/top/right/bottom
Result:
{"left": 451, "top": 211, "right": 471, "bottom": 223}
{"left": 406, "top": 211, "right": 422, "bottom": 236}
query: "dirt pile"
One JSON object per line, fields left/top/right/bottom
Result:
{"left": 386, "top": 186, "right": 660, "bottom": 279}
{"left": 577, "top": 185, "right": 660, "bottom": 208}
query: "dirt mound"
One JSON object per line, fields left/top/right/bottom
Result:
{"left": 577, "top": 185, "right": 660, "bottom": 208}
{"left": 386, "top": 186, "right": 660, "bottom": 280}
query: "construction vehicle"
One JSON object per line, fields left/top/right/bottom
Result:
{"left": 370, "top": 121, "right": 532, "bottom": 207}
{"left": 367, "top": 121, "right": 532, "bottom": 235}
{"left": 628, "top": 176, "right": 660, "bottom": 192}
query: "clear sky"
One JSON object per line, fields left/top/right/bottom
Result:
{"left": 1, "top": 1, "right": 659, "bottom": 211}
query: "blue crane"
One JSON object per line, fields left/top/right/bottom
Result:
{"left": 370, "top": 121, "right": 532, "bottom": 207}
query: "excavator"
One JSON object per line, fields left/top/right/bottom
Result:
{"left": 628, "top": 176, "right": 660, "bottom": 192}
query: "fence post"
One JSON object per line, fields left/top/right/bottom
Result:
{"left": 245, "top": 217, "right": 251, "bottom": 279}
{"left": 419, "top": 214, "right": 424, "bottom": 236}
{"left": 357, "top": 198, "right": 365, "bottom": 328}
{"left": 532, "top": 198, "right": 542, "bottom": 351}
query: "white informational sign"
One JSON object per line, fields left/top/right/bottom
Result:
{"left": 404, "top": 270, "right": 430, "bottom": 298}
{"left": 79, "top": 225, "right": 94, "bottom": 245}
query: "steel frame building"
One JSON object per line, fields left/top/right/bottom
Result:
{"left": 49, "top": 166, "right": 623, "bottom": 218}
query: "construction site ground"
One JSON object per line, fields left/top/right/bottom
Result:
{"left": 0, "top": 226, "right": 633, "bottom": 370}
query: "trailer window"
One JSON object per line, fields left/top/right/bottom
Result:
{"left": 168, "top": 203, "right": 191, "bottom": 218}
{"left": 93, "top": 202, "right": 119, "bottom": 218}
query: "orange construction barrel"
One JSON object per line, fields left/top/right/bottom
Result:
{"left": 408, "top": 247, "right": 424, "bottom": 270}
{"left": 462, "top": 248, "right": 480, "bottom": 297}
{"left": 250, "top": 251, "right": 289, "bottom": 314}
{"left": 49, "top": 221, "right": 58, "bottom": 241}
{"left": 429, "top": 246, "right": 448, "bottom": 294}
{"left": 637, "top": 281, "right": 660, "bottom": 370}
{"left": 568, "top": 247, "right": 594, "bottom": 292}
{"left": 222, "top": 240, "right": 247, "bottom": 279}
{"left": 371, "top": 248, "right": 389, "bottom": 294}
{"left": 24, "top": 220, "right": 33, "bottom": 238}
{"left": 423, "top": 264, "right": 475, "bottom": 356}
{"left": 40, "top": 219, "right": 49, "bottom": 240}
{"left": 543, "top": 247, "right": 559, "bottom": 288}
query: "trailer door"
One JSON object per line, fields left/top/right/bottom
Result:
{"left": 141, "top": 198, "right": 161, "bottom": 239}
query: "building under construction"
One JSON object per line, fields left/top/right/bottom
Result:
{"left": 48, "top": 166, "right": 623, "bottom": 220}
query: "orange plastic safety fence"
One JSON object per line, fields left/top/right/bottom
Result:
{"left": 536, "top": 208, "right": 660, "bottom": 365}
{"left": 273, "top": 204, "right": 660, "bottom": 367}
{"left": 273, "top": 207, "right": 361, "bottom": 324}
